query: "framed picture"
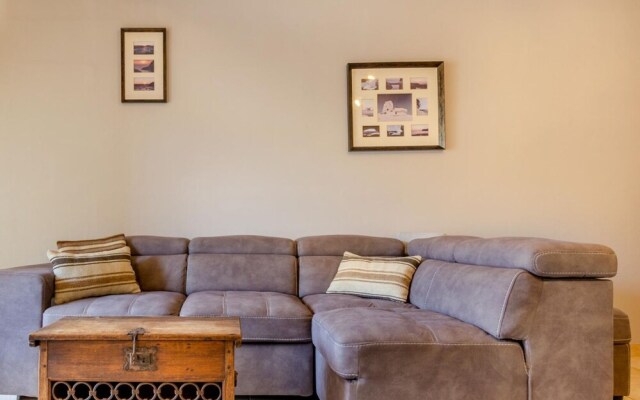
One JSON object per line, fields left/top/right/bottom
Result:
{"left": 121, "top": 28, "right": 167, "bottom": 103}
{"left": 348, "top": 62, "right": 445, "bottom": 151}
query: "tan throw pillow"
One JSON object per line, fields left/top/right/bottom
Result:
{"left": 326, "top": 251, "right": 422, "bottom": 302}
{"left": 56, "top": 233, "right": 128, "bottom": 254}
{"left": 48, "top": 234, "right": 141, "bottom": 304}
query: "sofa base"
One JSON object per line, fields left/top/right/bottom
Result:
{"left": 236, "top": 343, "right": 314, "bottom": 397}
{"left": 314, "top": 339, "right": 528, "bottom": 400}
{"left": 315, "top": 351, "right": 355, "bottom": 400}
{"left": 614, "top": 343, "right": 631, "bottom": 397}
{"left": 613, "top": 307, "right": 632, "bottom": 398}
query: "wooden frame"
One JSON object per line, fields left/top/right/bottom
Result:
{"left": 348, "top": 61, "right": 445, "bottom": 151}
{"left": 121, "top": 28, "right": 167, "bottom": 103}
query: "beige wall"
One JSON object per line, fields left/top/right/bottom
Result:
{"left": 1, "top": 0, "right": 638, "bottom": 341}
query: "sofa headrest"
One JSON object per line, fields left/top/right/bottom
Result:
{"left": 189, "top": 235, "right": 296, "bottom": 255}
{"left": 126, "top": 235, "right": 189, "bottom": 256}
{"left": 408, "top": 236, "right": 617, "bottom": 278}
{"left": 297, "top": 235, "right": 404, "bottom": 257}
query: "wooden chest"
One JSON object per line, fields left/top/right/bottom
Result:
{"left": 29, "top": 317, "right": 242, "bottom": 400}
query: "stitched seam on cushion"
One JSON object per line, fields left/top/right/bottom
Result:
{"left": 313, "top": 317, "right": 348, "bottom": 348}
{"left": 423, "top": 263, "right": 443, "bottom": 308}
{"left": 334, "top": 371, "right": 358, "bottom": 379}
{"left": 313, "top": 318, "right": 359, "bottom": 378}
{"left": 331, "top": 342, "right": 522, "bottom": 348}
{"left": 127, "top": 295, "right": 142, "bottom": 315}
{"left": 317, "top": 341, "right": 523, "bottom": 379}
{"left": 190, "top": 251, "right": 295, "bottom": 256}
{"left": 420, "top": 322, "right": 439, "bottom": 342}
{"left": 496, "top": 271, "right": 524, "bottom": 338}
{"left": 45, "top": 313, "right": 86, "bottom": 317}
{"left": 533, "top": 251, "right": 614, "bottom": 275}
{"left": 82, "top": 298, "right": 94, "bottom": 315}
{"left": 313, "top": 317, "right": 516, "bottom": 348}
{"left": 537, "top": 271, "right": 612, "bottom": 276}
{"left": 243, "top": 337, "right": 311, "bottom": 341}
{"left": 265, "top": 292, "right": 271, "bottom": 317}
{"left": 396, "top": 309, "right": 440, "bottom": 342}
{"left": 185, "top": 314, "right": 311, "bottom": 319}
{"left": 357, "top": 340, "right": 360, "bottom": 381}
{"left": 222, "top": 292, "right": 227, "bottom": 316}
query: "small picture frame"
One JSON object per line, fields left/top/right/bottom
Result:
{"left": 348, "top": 62, "right": 445, "bottom": 151}
{"left": 121, "top": 28, "right": 167, "bottom": 103}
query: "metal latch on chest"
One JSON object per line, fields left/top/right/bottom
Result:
{"left": 124, "top": 327, "right": 157, "bottom": 371}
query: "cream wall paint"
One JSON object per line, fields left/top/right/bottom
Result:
{"left": 0, "top": 0, "right": 638, "bottom": 341}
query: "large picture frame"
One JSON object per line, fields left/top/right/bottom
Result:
{"left": 121, "top": 28, "right": 167, "bottom": 103}
{"left": 348, "top": 62, "right": 445, "bottom": 151}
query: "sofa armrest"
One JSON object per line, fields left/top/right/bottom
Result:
{"left": 409, "top": 260, "right": 543, "bottom": 340}
{"left": 408, "top": 236, "right": 617, "bottom": 278}
{"left": 0, "top": 264, "right": 54, "bottom": 396}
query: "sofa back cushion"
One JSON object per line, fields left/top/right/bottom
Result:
{"left": 127, "top": 236, "right": 189, "bottom": 293}
{"left": 408, "top": 259, "right": 543, "bottom": 340}
{"left": 186, "top": 235, "right": 297, "bottom": 295}
{"left": 297, "top": 235, "right": 405, "bottom": 297}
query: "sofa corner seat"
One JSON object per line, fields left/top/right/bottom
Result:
{"left": 304, "top": 235, "right": 617, "bottom": 400}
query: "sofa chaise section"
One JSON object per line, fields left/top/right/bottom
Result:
{"left": 309, "top": 235, "right": 616, "bottom": 400}
{"left": 313, "top": 307, "right": 528, "bottom": 400}
{"left": 181, "top": 235, "right": 313, "bottom": 397}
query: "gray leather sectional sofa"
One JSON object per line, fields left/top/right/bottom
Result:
{"left": 0, "top": 234, "right": 630, "bottom": 399}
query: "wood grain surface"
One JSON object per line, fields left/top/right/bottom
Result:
{"left": 30, "top": 316, "right": 241, "bottom": 344}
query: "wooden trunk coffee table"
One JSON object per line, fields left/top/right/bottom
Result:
{"left": 29, "top": 317, "right": 241, "bottom": 400}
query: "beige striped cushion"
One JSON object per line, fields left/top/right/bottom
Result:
{"left": 48, "top": 234, "right": 141, "bottom": 304}
{"left": 326, "top": 251, "right": 422, "bottom": 302}
{"left": 57, "top": 233, "right": 128, "bottom": 254}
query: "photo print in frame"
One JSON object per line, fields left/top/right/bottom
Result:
{"left": 348, "top": 62, "right": 445, "bottom": 151}
{"left": 121, "top": 28, "right": 167, "bottom": 102}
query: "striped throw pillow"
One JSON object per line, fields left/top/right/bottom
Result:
{"left": 47, "top": 234, "right": 141, "bottom": 304}
{"left": 57, "top": 233, "right": 128, "bottom": 254}
{"left": 326, "top": 252, "right": 422, "bottom": 302}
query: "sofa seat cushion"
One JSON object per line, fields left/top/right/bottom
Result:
{"left": 614, "top": 307, "right": 631, "bottom": 344}
{"left": 43, "top": 291, "right": 186, "bottom": 326}
{"left": 180, "top": 291, "right": 312, "bottom": 343}
{"left": 303, "top": 293, "right": 416, "bottom": 314}
{"left": 312, "top": 307, "right": 526, "bottom": 380}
